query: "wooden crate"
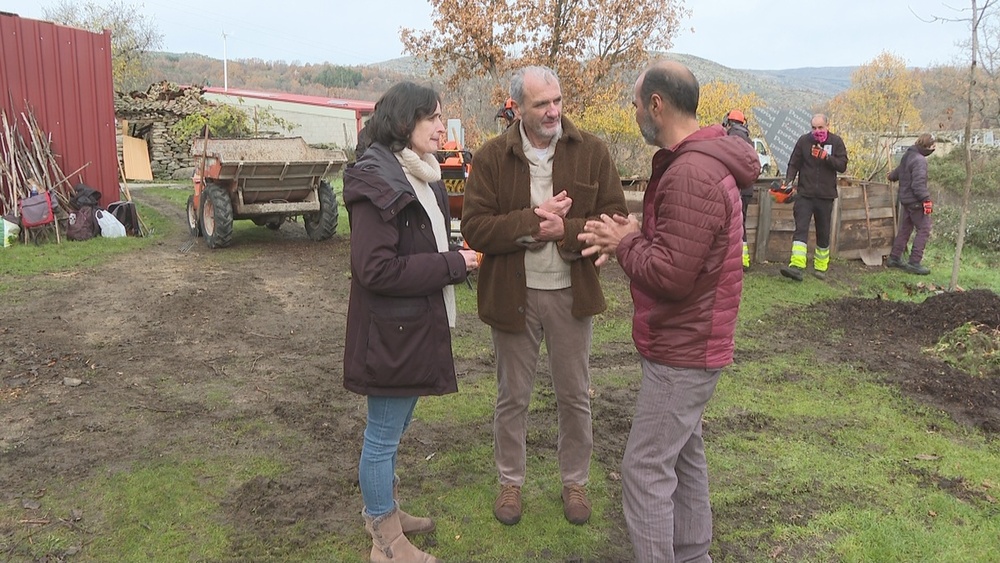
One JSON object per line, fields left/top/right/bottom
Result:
{"left": 622, "top": 176, "right": 896, "bottom": 265}
{"left": 831, "top": 178, "right": 895, "bottom": 261}
{"left": 751, "top": 176, "right": 895, "bottom": 264}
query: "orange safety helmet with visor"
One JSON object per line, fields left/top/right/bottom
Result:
{"left": 723, "top": 109, "right": 746, "bottom": 127}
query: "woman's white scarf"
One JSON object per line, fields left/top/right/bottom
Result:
{"left": 396, "top": 148, "right": 456, "bottom": 328}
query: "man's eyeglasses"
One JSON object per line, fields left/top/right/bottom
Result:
{"left": 811, "top": 125, "right": 827, "bottom": 130}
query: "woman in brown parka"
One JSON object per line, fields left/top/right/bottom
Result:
{"left": 342, "top": 82, "right": 479, "bottom": 562}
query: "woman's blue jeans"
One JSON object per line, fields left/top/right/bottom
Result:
{"left": 359, "top": 395, "right": 418, "bottom": 517}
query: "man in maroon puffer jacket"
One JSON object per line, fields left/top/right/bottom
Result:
{"left": 580, "top": 60, "right": 759, "bottom": 563}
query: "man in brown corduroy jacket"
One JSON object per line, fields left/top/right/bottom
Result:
{"left": 462, "top": 65, "right": 627, "bottom": 528}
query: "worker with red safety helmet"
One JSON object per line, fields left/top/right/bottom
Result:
{"left": 495, "top": 97, "right": 517, "bottom": 128}
{"left": 722, "top": 109, "right": 747, "bottom": 131}
{"left": 723, "top": 109, "right": 755, "bottom": 270}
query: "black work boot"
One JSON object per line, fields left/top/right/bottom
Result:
{"left": 886, "top": 255, "right": 904, "bottom": 268}
{"left": 904, "top": 262, "right": 930, "bottom": 275}
{"left": 780, "top": 265, "right": 804, "bottom": 282}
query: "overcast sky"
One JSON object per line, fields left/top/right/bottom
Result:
{"left": 4, "top": 0, "right": 974, "bottom": 70}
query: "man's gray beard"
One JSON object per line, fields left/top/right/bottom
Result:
{"left": 638, "top": 111, "right": 658, "bottom": 146}
{"left": 534, "top": 121, "right": 562, "bottom": 144}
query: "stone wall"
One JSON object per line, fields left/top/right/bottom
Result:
{"left": 115, "top": 117, "right": 195, "bottom": 180}
{"left": 149, "top": 121, "right": 194, "bottom": 179}
{"left": 115, "top": 82, "right": 206, "bottom": 180}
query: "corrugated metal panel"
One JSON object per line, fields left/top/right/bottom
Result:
{"left": 0, "top": 13, "right": 119, "bottom": 207}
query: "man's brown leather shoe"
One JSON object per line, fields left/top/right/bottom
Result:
{"left": 494, "top": 484, "right": 522, "bottom": 525}
{"left": 562, "top": 484, "right": 591, "bottom": 525}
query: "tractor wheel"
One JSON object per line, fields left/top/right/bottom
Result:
{"left": 304, "top": 180, "right": 338, "bottom": 241}
{"left": 200, "top": 183, "right": 234, "bottom": 249}
{"left": 186, "top": 195, "right": 201, "bottom": 237}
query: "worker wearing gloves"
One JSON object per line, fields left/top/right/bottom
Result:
{"left": 779, "top": 113, "right": 848, "bottom": 281}
{"left": 886, "top": 134, "right": 936, "bottom": 275}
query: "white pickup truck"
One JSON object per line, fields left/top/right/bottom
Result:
{"left": 753, "top": 138, "right": 777, "bottom": 176}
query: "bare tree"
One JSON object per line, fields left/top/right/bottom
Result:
{"left": 925, "top": 0, "right": 998, "bottom": 290}
{"left": 44, "top": 0, "right": 164, "bottom": 92}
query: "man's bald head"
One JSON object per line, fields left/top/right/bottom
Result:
{"left": 637, "top": 60, "right": 699, "bottom": 117}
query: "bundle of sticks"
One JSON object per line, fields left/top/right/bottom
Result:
{"left": 0, "top": 105, "right": 89, "bottom": 217}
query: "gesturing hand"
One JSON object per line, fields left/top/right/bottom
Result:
{"left": 578, "top": 213, "right": 639, "bottom": 266}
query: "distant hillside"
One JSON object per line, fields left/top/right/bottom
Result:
{"left": 664, "top": 53, "right": 843, "bottom": 109}
{"left": 749, "top": 66, "right": 856, "bottom": 99}
{"left": 146, "top": 52, "right": 844, "bottom": 110}
{"left": 144, "top": 51, "right": 966, "bottom": 136}
{"left": 369, "top": 56, "right": 434, "bottom": 77}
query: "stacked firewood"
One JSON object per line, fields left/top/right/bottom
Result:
{"left": 0, "top": 106, "right": 85, "bottom": 217}
{"left": 114, "top": 81, "right": 206, "bottom": 116}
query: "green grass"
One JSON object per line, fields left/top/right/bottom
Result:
{"left": 415, "top": 375, "right": 497, "bottom": 424}
{"left": 709, "top": 239, "right": 1000, "bottom": 562}
{"left": 1, "top": 456, "right": 285, "bottom": 562}
{"left": 926, "top": 322, "right": 1000, "bottom": 378}
{"left": 409, "top": 452, "right": 618, "bottom": 562}
{"left": 451, "top": 282, "right": 494, "bottom": 361}
{"left": 0, "top": 201, "right": 173, "bottom": 281}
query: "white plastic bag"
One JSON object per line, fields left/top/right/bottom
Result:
{"left": 2, "top": 218, "right": 20, "bottom": 247}
{"left": 95, "top": 209, "right": 127, "bottom": 238}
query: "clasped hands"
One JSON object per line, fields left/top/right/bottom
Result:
{"left": 533, "top": 190, "right": 573, "bottom": 241}
{"left": 578, "top": 213, "right": 640, "bottom": 267}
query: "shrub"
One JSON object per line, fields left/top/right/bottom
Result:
{"left": 929, "top": 146, "right": 1000, "bottom": 197}
{"left": 932, "top": 199, "right": 1000, "bottom": 251}
{"left": 171, "top": 103, "right": 296, "bottom": 143}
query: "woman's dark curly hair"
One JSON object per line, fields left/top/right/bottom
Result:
{"left": 367, "top": 82, "right": 441, "bottom": 153}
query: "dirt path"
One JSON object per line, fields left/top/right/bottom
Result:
{"left": 1, "top": 189, "right": 376, "bottom": 547}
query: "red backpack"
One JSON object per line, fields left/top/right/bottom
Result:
{"left": 18, "top": 192, "right": 55, "bottom": 228}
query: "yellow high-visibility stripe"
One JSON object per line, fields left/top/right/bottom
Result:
{"left": 789, "top": 241, "right": 807, "bottom": 269}
{"left": 814, "top": 247, "right": 830, "bottom": 272}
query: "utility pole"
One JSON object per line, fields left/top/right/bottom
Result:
{"left": 222, "top": 28, "right": 229, "bottom": 92}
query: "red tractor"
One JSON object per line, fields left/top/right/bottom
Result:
{"left": 436, "top": 140, "right": 472, "bottom": 221}
{"left": 188, "top": 137, "right": 347, "bottom": 248}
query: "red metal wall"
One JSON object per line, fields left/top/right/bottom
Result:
{"left": 0, "top": 12, "right": 119, "bottom": 206}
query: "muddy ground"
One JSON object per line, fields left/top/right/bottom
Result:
{"left": 1, "top": 190, "right": 998, "bottom": 562}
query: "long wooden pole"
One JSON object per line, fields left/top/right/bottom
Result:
{"left": 1, "top": 104, "right": 82, "bottom": 219}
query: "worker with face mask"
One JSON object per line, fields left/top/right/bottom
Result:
{"left": 779, "top": 113, "right": 849, "bottom": 281}
{"left": 886, "top": 133, "right": 936, "bottom": 275}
